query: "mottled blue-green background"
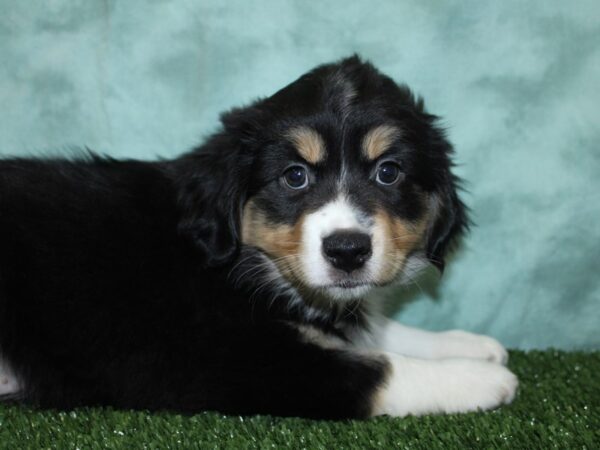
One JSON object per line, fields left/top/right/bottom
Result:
{"left": 1, "top": 1, "right": 598, "bottom": 349}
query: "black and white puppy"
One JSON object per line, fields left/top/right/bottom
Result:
{"left": 0, "top": 57, "right": 517, "bottom": 419}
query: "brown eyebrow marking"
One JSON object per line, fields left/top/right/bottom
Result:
{"left": 286, "top": 126, "right": 326, "bottom": 164}
{"left": 362, "top": 125, "right": 402, "bottom": 160}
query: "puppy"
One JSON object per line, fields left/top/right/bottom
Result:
{"left": 0, "top": 56, "right": 517, "bottom": 419}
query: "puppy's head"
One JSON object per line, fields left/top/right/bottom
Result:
{"left": 180, "top": 56, "right": 467, "bottom": 301}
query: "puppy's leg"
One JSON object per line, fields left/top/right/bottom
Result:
{"left": 374, "top": 319, "right": 509, "bottom": 364}
{"left": 293, "top": 328, "right": 516, "bottom": 417}
{"left": 373, "top": 352, "right": 518, "bottom": 417}
{"left": 192, "top": 324, "right": 516, "bottom": 419}
{"left": 200, "top": 342, "right": 391, "bottom": 420}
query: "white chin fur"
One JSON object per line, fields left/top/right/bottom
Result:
{"left": 322, "top": 284, "right": 374, "bottom": 301}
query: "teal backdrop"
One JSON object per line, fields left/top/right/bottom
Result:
{"left": 1, "top": 1, "right": 598, "bottom": 349}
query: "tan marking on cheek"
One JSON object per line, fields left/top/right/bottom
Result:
{"left": 241, "top": 199, "right": 306, "bottom": 282}
{"left": 286, "top": 126, "right": 326, "bottom": 164}
{"left": 362, "top": 125, "right": 402, "bottom": 160}
{"left": 375, "top": 210, "right": 428, "bottom": 283}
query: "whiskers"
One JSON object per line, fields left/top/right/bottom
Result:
{"left": 229, "top": 253, "right": 293, "bottom": 288}
{"left": 380, "top": 250, "right": 429, "bottom": 297}
{"left": 384, "top": 232, "right": 418, "bottom": 242}
{"left": 228, "top": 249, "right": 305, "bottom": 314}
{"left": 342, "top": 296, "right": 363, "bottom": 322}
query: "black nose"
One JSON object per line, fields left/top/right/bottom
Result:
{"left": 322, "top": 231, "right": 372, "bottom": 273}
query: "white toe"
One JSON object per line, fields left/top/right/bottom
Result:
{"left": 438, "top": 330, "right": 509, "bottom": 365}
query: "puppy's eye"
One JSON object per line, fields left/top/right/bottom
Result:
{"left": 376, "top": 162, "right": 402, "bottom": 185}
{"left": 282, "top": 165, "right": 309, "bottom": 189}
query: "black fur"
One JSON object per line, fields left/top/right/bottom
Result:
{"left": 0, "top": 57, "right": 466, "bottom": 419}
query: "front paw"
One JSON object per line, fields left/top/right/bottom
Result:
{"left": 438, "top": 358, "right": 519, "bottom": 413}
{"left": 374, "top": 355, "right": 519, "bottom": 417}
{"left": 437, "top": 330, "right": 509, "bottom": 365}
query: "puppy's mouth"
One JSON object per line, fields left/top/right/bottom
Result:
{"left": 316, "top": 280, "right": 376, "bottom": 301}
{"left": 326, "top": 280, "right": 373, "bottom": 289}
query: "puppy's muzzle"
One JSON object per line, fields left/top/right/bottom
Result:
{"left": 322, "top": 231, "right": 372, "bottom": 273}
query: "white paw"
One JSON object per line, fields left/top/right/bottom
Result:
{"left": 432, "top": 358, "right": 518, "bottom": 414}
{"left": 373, "top": 354, "right": 518, "bottom": 417}
{"left": 436, "top": 330, "right": 509, "bottom": 365}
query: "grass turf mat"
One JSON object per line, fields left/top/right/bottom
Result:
{"left": 0, "top": 350, "right": 598, "bottom": 449}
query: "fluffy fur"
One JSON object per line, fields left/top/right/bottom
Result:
{"left": 0, "top": 57, "right": 517, "bottom": 419}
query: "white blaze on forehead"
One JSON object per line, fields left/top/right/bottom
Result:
{"left": 301, "top": 195, "right": 368, "bottom": 286}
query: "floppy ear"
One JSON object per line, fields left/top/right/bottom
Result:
{"left": 173, "top": 108, "right": 261, "bottom": 267}
{"left": 425, "top": 181, "right": 468, "bottom": 273}
{"left": 418, "top": 119, "right": 469, "bottom": 273}
{"left": 174, "top": 84, "right": 304, "bottom": 266}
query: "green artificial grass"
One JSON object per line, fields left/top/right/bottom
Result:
{"left": 0, "top": 351, "right": 598, "bottom": 449}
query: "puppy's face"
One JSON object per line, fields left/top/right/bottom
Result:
{"left": 232, "top": 58, "right": 465, "bottom": 301}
